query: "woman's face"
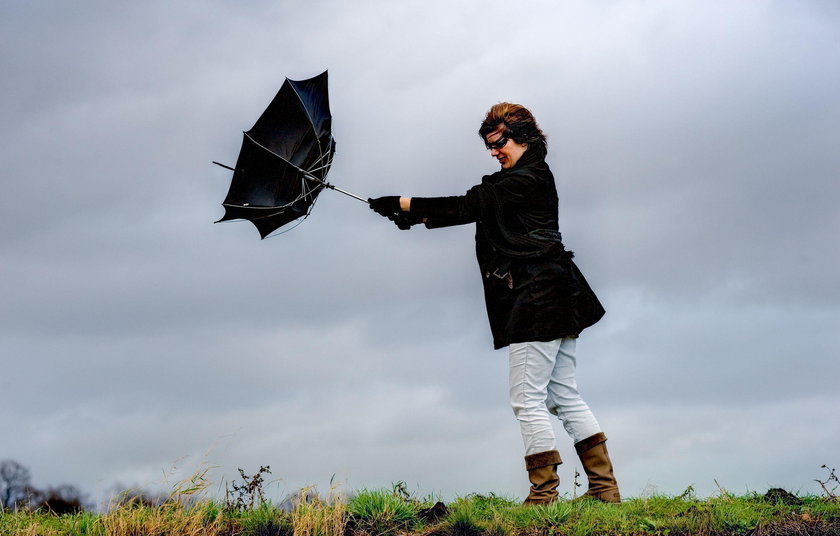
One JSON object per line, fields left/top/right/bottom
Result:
{"left": 485, "top": 129, "right": 528, "bottom": 169}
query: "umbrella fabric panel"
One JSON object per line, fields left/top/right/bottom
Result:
{"left": 287, "top": 73, "right": 332, "bottom": 140}
{"left": 221, "top": 135, "right": 316, "bottom": 208}
{"left": 248, "top": 75, "right": 332, "bottom": 168}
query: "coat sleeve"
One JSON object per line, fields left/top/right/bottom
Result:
{"left": 412, "top": 170, "right": 542, "bottom": 229}
{"left": 410, "top": 196, "right": 477, "bottom": 229}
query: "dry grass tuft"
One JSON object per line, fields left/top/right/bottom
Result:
{"left": 100, "top": 503, "right": 224, "bottom": 536}
{"left": 293, "top": 487, "right": 347, "bottom": 536}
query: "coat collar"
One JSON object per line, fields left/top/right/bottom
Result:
{"left": 511, "top": 143, "right": 547, "bottom": 170}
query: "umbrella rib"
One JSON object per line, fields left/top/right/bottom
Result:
{"left": 244, "top": 132, "right": 330, "bottom": 182}
{"left": 263, "top": 186, "right": 323, "bottom": 238}
{"left": 242, "top": 136, "right": 358, "bottom": 203}
{"left": 224, "top": 133, "right": 333, "bottom": 218}
{"left": 309, "top": 145, "right": 331, "bottom": 166}
{"left": 222, "top": 202, "right": 308, "bottom": 211}
{"left": 222, "top": 164, "right": 329, "bottom": 217}
{"left": 221, "top": 182, "right": 324, "bottom": 214}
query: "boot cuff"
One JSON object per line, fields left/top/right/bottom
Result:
{"left": 524, "top": 449, "right": 562, "bottom": 470}
{"left": 574, "top": 432, "right": 607, "bottom": 454}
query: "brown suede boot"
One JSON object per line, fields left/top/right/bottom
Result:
{"left": 575, "top": 432, "right": 621, "bottom": 503}
{"left": 523, "top": 450, "right": 562, "bottom": 505}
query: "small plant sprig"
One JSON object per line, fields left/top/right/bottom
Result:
{"left": 815, "top": 464, "right": 839, "bottom": 500}
{"left": 679, "top": 484, "right": 697, "bottom": 501}
{"left": 391, "top": 480, "right": 413, "bottom": 503}
{"left": 225, "top": 465, "right": 272, "bottom": 511}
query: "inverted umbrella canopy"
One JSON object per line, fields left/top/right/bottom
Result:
{"left": 216, "top": 71, "right": 344, "bottom": 238}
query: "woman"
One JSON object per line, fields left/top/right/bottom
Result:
{"left": 368, "top": 103, "right": 620, "bottom": 504}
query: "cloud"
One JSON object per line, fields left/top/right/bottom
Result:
{"left": 2, "top": 0, "right": 838, "bottom": 504}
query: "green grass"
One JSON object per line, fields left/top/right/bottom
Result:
{"left": 1, "top": 490, "right": 838, "bottom": 536}
{"left": 347, "top": 488, "right": 421, "bottom": 536}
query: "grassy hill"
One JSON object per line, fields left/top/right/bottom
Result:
{"left": 2, "top": 485, "right": 839, "bottom": 536}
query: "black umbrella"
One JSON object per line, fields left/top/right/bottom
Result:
{"left": 214, "top": 70, "right": 365, "bottom": 238}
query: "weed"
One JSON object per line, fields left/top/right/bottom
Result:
{"left": 225, "top": 465, "right": 272, "bottom": 512}
{"left": 387, "top": 480, "right": 442, "bottom": 510}
{"left": 573, "top": 467, "right": 582, "bottom": 500}
{"left": 677, "top": 485, "right": 696, "bottom": 501}
{"left": 390, "top": 480, "right": 413, "bottom": 503}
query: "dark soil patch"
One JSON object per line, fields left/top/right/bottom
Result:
{"left": 763, "top": 488, "right": 804, "bottom": 506}
{"left": 418, "top": 501, "right": 449, "bottom": 523}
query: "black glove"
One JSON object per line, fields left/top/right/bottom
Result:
{"left": 368, "top": 196, "right": 401, "bottom": 217}
{"left": 388, "top": 211, "right": 424, "bottom": 230}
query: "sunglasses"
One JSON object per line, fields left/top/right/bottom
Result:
{"left": 485, "top": 136, "right": 509, "bottom": 151}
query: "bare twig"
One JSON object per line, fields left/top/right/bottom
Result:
{"left": 714, "top": 479, "right": 733, "bottom": 501}
{"left": 815, "top": 465, "right": 839, "bottom": 501}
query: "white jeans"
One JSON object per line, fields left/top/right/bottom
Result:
{"left": 509, "top": 338, "right": 602, "bottom": 455}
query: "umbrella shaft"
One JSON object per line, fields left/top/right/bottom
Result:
{"left": 303, "top": 174, "right": 368, "bottom": 203}
{"left": 326, "top": 183, "right": 368, "bottom": 203}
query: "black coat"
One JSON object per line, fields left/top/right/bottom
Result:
{"left": 410, "top": 146, "right": 605, "bottom": 349}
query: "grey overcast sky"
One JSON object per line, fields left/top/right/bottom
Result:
{"left": 1, "top": 0, "right": 839, "bottom": 507}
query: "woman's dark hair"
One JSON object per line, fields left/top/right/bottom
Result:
{"left": 478, "top": 103, "right": 547, "bottom": 149}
